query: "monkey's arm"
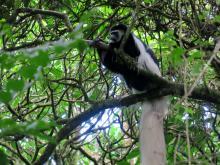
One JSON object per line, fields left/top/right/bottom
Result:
{"left": 88, "top": 39, "right": 121, "bottom": 73}
{"left": 97, "top": 48, "right": 156, "bottom": 91}
{"left": 96, "top": 43, "right": 128, "bottom": 75}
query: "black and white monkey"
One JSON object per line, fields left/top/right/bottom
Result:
{"left": 97, "top": 24, "right": 168, "bottom": 165}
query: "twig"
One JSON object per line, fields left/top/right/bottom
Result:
{"left": 34, "top": 81, "right": 220, "bottom": 164}
{"left": 8, "top": 8, "right": 73, "bottom": 32}
{"left": 180, "top": 38, "right": 220, "bottom": 102}
{"left": 119, "top": 1, "right": 140, "bottom": 51}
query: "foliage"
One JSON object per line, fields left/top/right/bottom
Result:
{"left": 0, "top": 0, "right": 220, "bottom": 164}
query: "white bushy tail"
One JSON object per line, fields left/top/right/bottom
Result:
{"left": 132, "top": 34, "right": 168, "bottom": 164}
{"left": 140, "top": 97, "right": 168, "bottom": 165}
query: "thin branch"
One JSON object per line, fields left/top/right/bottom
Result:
{"left": 15, "top": 142, "right": 31, "bottom": 165}
{"left": 77, "top": 147, "right": 98, "bottom": 165}
{"left": 8, "top": 8, "right": 73, "bottom": 31}
{"left": 119, "top": 0, "right": 140, "bottom": 51}
{"left": 34, "top": 80, "right": 220, "bottom": 164}
{"left": 32, "top": 38, "right": 220, "bottom": 164}
{"left": 6, "top": 104, "right": 24, "bottom": 121}
{"left": 180, "top": 37, "right": 220, "bottom": 102}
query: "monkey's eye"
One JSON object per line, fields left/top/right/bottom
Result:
{"left": 109, "top": 30, "right": 123, "bottom": 43}
{"left": 110, "top": 30, "right": 120, "bottom": 36}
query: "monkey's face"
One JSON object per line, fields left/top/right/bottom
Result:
{"left": 109, "top": 29, "right": 125, "bottom": 44}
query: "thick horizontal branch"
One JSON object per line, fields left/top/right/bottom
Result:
{"left": 34, "top": 40, "right": 220, "bottom": 164}
{"left": 34, "top": 82, "right": 220, "bottom": 164}
{"left": 33, "top": 90, "right": 162, "bottom": 164}
{"left": 4, "top": 40, "right": 44, "bottom": 51}
{"left": 87, "top": 40, "right": 220, "bottom": 103}
{"left": 8, "top": 8, "right": 73, "bottom": 31}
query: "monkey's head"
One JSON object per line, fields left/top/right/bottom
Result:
{"left": 109, "top": 24, "right": 127, "bottom": 44}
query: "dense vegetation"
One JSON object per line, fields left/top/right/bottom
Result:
{"left": 0, "top": 0, "right": 220, "bottom": 164}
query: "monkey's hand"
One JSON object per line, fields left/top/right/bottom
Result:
{"left": 86, "top": 38, "right": 109, "bottom": 51}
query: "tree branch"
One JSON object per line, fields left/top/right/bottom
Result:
{"left": 8, "top": 8, "right": 73, "bottom": 31}
{"left": 34, "top": 82, "right": 220, "bottom": 164}
{"left": 34, "top": 39, "right": 220, "bottom": 163}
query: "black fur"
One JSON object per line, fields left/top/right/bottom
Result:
{"left": 110, "top": 24, "right": 127, "bottom": 32}
{"left": 97, "top": 24, "right": 159, "bottom": 91}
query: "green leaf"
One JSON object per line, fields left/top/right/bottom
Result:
{"left": 80, "top": 9, "right": 96, "bottom": 23}
{"left": 41, "top": 19, "right": 47, "bottom": 26}
{"left": 6, "top": 79, "right": 24, "bottom": 92}
{"left": 117, "top": 160, "right": 129, "bottom": 165}
{"left": 32, "top": 132, "right": 56, "bottom": 143}
{"left": 0, "top": 118, "right": 17, "bottom": 128}
{"left": 214, "top": 15, "right": 220, "bottom": 23}
{"left": 54, "top": 45, "right": 66, "bottom": 54}
{"left": 19, "top": 65, "right": 37, "bottom": 79}
{"left": 171, "top": 47, "right": 185, "bottom": 66}
{"left": 0, "top": 119, "right": 56, "bottom": 143}
{"left": 189, "top": 50, "right": 203, "bottom": 61}
{"left": 25, "top": 120, "right": 56, "bottom": 132}
{"left": 191, "top": 61, "right": 202, "bottom": 75}
{"left": 0, "top": 20, "right": 12, "bottom": 36}
{"left": 186, "top": 108, "right": 194, "bottom": 115}
{"left": 0, "top": 54, "right": 7, "bottom": 66}
{"left": 0, "top": 150, "right": 9, "bottom": 165}
{"left": 50, "top": 68, "right": 63, "bottom": 77}
{"left": 0, "top": 91, "right": 12, "bottom": 103}
{"left": 0, "top": 122, "right": 22, "bottom": 138}
{"left": 30, "top": 50, "right": 50, "bottom": 67}
{"left": 0, "top": 54, "right": 15, "bottom": 69}
{"left": 136, "top": 156, "right": 141, "bottom": 165}
{"left": 68, "top": 39, "right": 88, "bottom": 52}
{"left": 126, "top": 148, "right": 139, "bottom": 159}
{"left": 90, "top": 87, "right": 101, "bottom": 100}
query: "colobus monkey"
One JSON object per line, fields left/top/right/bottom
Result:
{"left": 97, "top": 24, "right": 168, "bottom": 165}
